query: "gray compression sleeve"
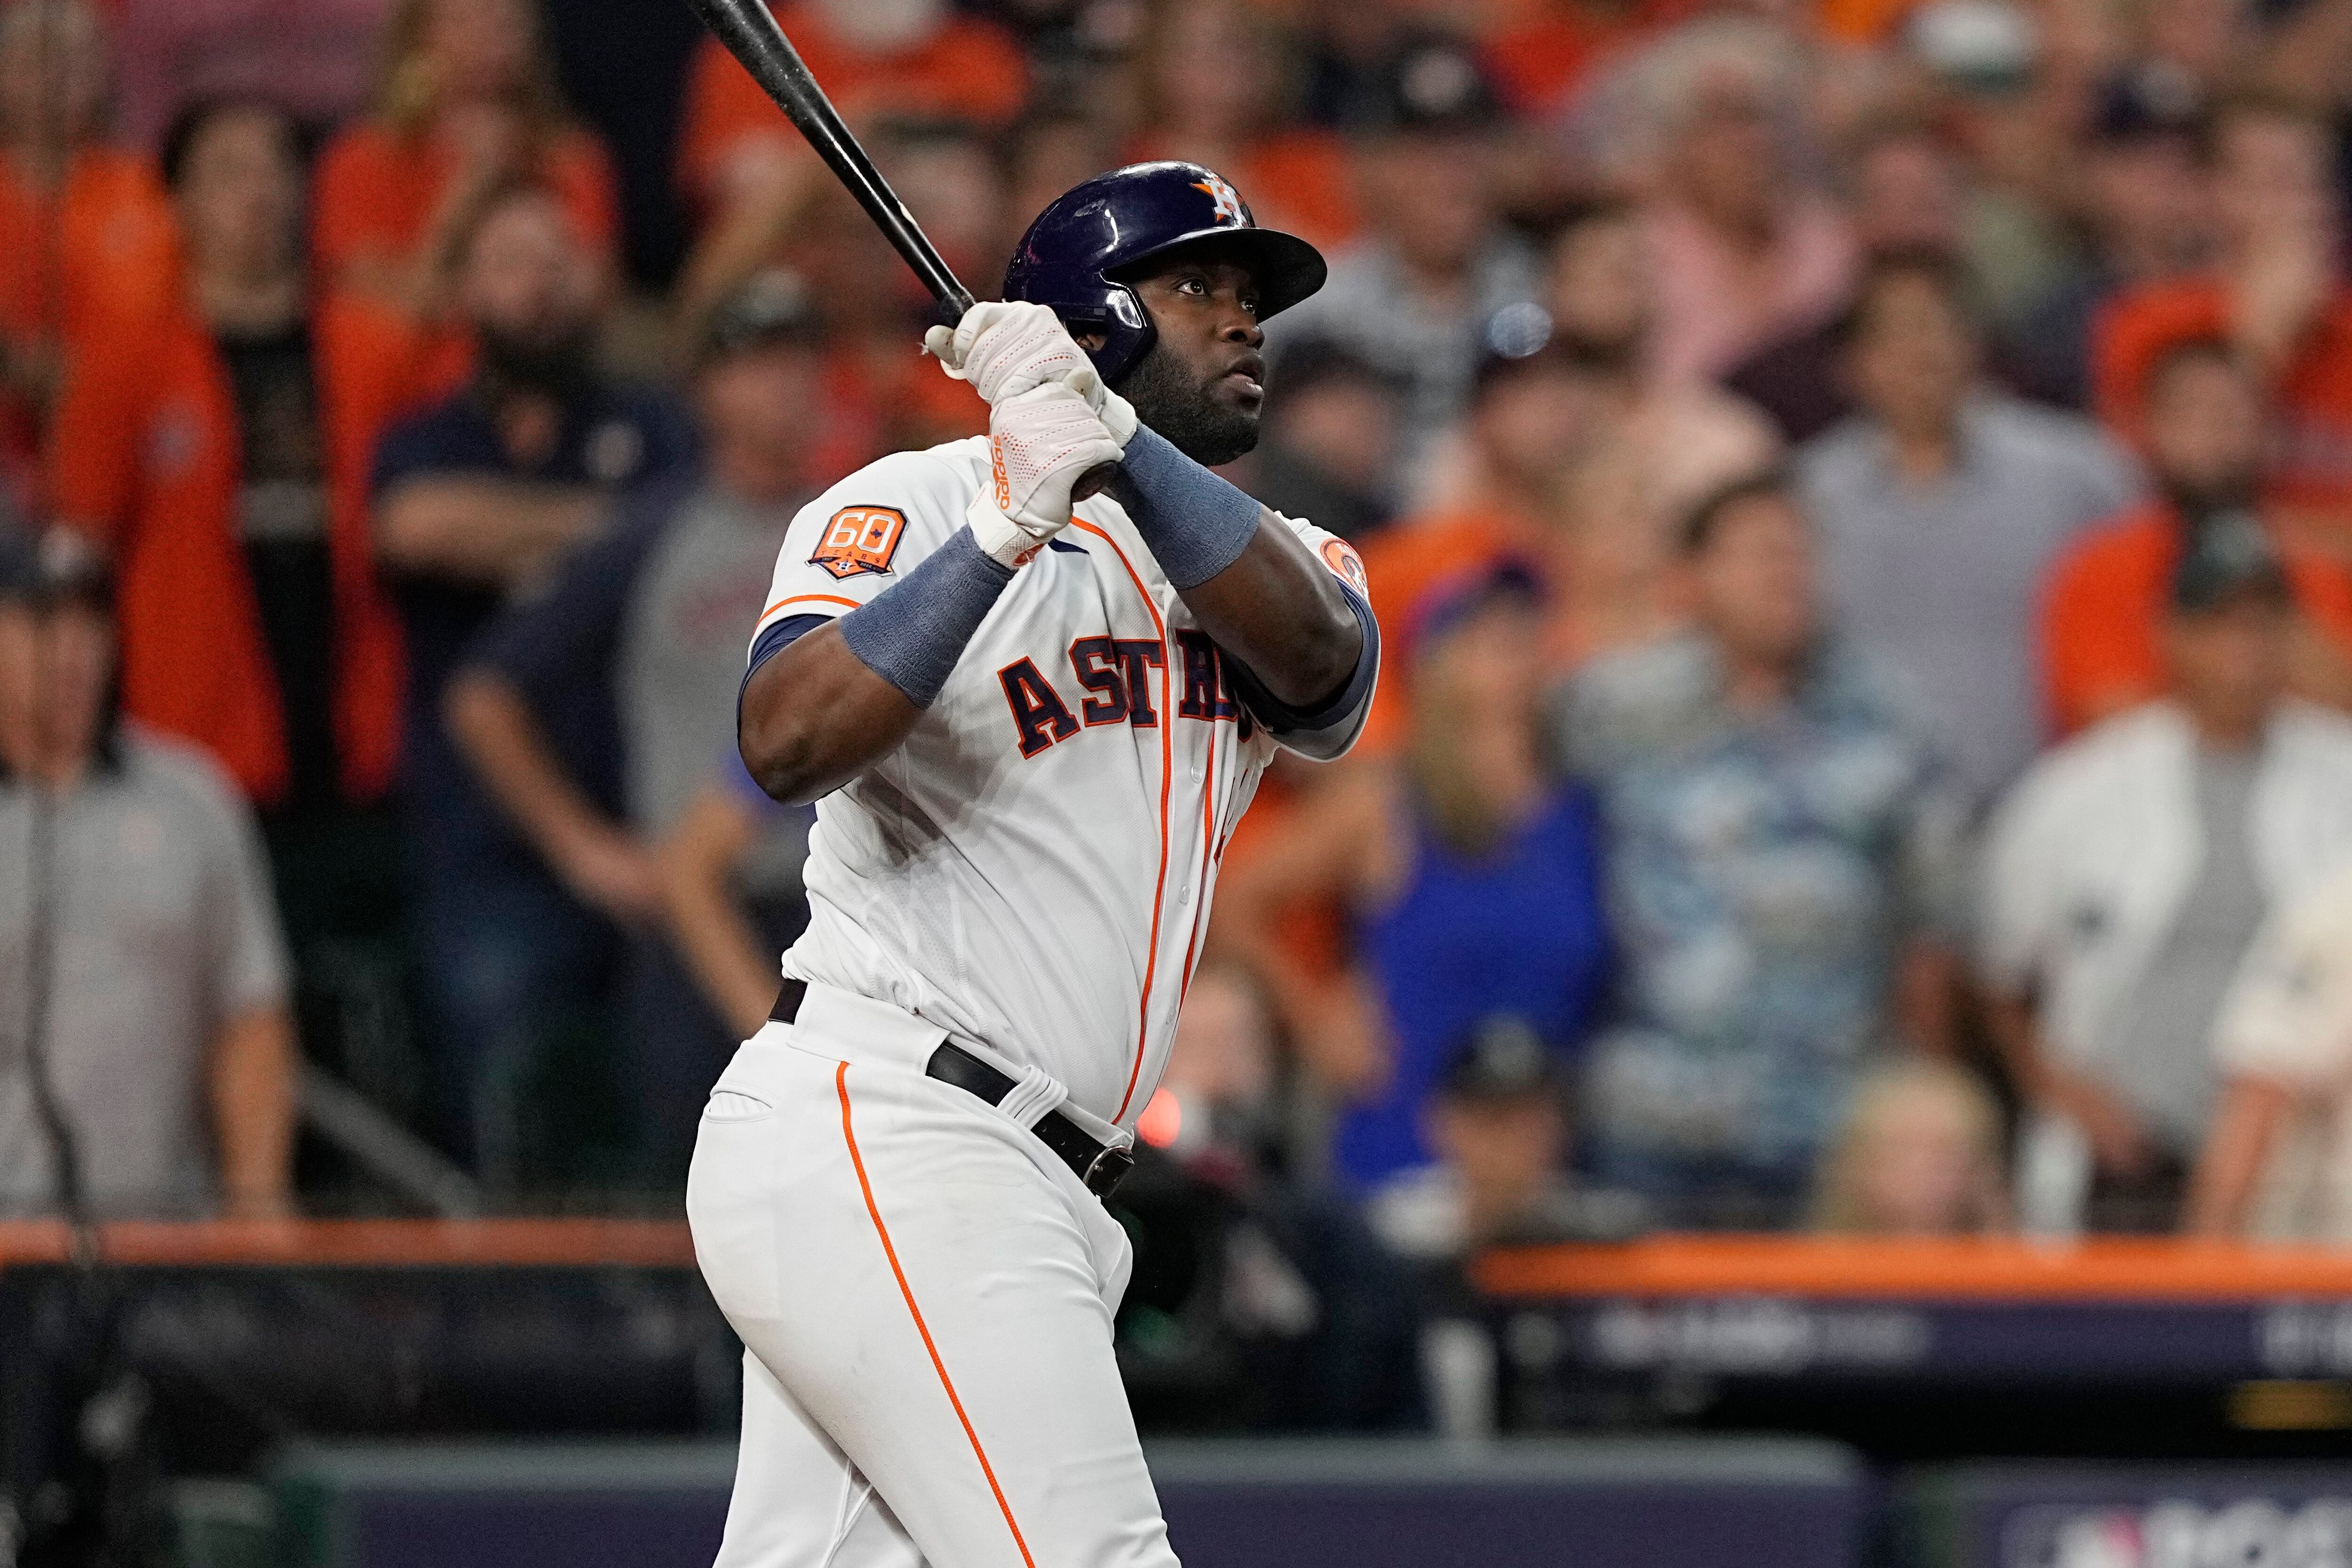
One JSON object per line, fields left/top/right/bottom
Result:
{"left": 1115, "top": 424, "right": 1262, "bottom": 589}
{"left": 836, "top": 526, "right": 1015, "bottom": 708}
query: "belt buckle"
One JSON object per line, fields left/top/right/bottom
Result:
{"left": 1081, "top": 1143, "right": 1135, "bottom": 1198}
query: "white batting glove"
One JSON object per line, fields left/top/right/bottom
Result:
{"left": 967, "top": 382, "right": 1123, "bottom": 568}
{"left": 926, "top": 301, "right": 1137, "bottom": 446}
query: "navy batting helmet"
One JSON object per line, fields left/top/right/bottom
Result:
{"left": 1003, "top": 162, "right": 1326, "bottom": 385}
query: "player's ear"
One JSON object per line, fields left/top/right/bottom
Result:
{"left": 1071, "top": 330, "right": 1107, "bottom": 352}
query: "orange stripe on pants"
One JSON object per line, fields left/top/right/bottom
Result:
{"left": 834, "top": 1062, "right": 1040, "bottom": 1568}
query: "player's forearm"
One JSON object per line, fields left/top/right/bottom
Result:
{"left": 742, "top": 526, "right": 1017, "bottom": 804}
{"left": 1112, "top": 426, "right": 1361, "bottom": 708}
{"left": 211, "top": 1004, "right": 297, "bottom": 1218}
{"left": 376, "top": 479, "right": 602, "bottom": 583}
{"left": 1176, "top": 518, "right": 1362, "bottom": 707}
{"left": 740, "top": 623, "right": 924, "bottom": 805}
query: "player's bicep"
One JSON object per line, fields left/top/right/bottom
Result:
{"left": 1234, "top": 519, "right": 1379, "bottom": 761}
{"left": 745, "top": 453, "right": 968, "bottom": 671}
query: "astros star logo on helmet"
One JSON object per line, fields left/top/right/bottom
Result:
{"left": 1191, "top": 173, "right": 1246, "bottom": 226}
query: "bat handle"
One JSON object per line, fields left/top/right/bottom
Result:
{"left": 1073, "top": 462, "right": 1121, "bottom": 502}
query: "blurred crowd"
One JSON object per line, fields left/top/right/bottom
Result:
{"left": 10, "top": 0, "right": 2352, "bottom": 1327}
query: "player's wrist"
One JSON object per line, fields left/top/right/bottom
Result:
{"left": 1115, "top": 424, "right": 1260, "bottom": 589}
{"left": 836, "top": 525, "right": 1017, "bottom": 708}
{"left": 1096, "top": 386, "right": 1136, "bottom": 447}
{"left": 966, "top": 490, "right": 1054, "bottom": 569}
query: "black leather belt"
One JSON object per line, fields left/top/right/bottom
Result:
{"left": 771, "top": 979, "right": 1135, "bottom": 1198}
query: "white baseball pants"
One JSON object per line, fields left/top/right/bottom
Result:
{"left": 686, "top": 983, "right": 1180, "bottom": 1568}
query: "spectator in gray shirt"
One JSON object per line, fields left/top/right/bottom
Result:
{"left": 1796, "top": 249, "right": 2140, "bottom": 807}
{"left": 1265, "top": 38, "right": 1541, "bottom": 480}
{"left": 444, "top": 273, "right": 828, "bottom": 1187}
{"left": 0, "top": 533, "right": 295, "bottom": 1218}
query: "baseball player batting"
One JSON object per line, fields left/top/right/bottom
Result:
{"left": 687, "top": 162, "right": 1380, "bottom": 1568}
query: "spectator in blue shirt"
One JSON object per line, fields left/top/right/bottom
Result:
{"left": 369, "top": 178, "right": 695, "bottom": 1190}
{"left": 1559, "top": 472, "right": 1972, "bottom": 1228}
{"left": 1209, "top": 562, "right": 1613, "bottom": 1189}
{"left": 446, "top": 272, "right": 828, "bottom": 1188}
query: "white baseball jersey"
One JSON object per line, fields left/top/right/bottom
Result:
{"left": 747, "top": 434, "right": 1375, "bottom": 1130}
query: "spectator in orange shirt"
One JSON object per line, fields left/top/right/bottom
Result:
{"left": 2093, "top": 93, "right": 2352, "bottom": 550}
{"left": 1122, "top": 0, "right": 1359, "bottom": 256}
{"left": 1354, "top": 308, "right": 1625, "bottom": 751}
{"left": 43, "top": 101, "right": 442, "bottom": 1152}
{"left": 2044, "top": 338, "right": 2352, "bottom": 734}
{"left": 675, "top": 0, "right": 1025, "bottom": 223}
{"left": 310, "top": 0, "right": 619, "bottom": 315}
{"left": 48, "top": 99, "right": 419, "bottom": 812}
{"left": 1482, "top": 0, "right": 1682, "bottom": 120}
{"left": 0, "top": 0, "right": 180, "bottom": 493}
{"left": 673, "top": 118, "right": 993, "bottom": 468}
{"left": 47, "top": 103, "right": 439, "bottom": 1073}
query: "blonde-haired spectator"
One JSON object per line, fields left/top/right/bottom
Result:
{"left": 310, "top": 0, "right": 618, "bottom": 314}
{"left": 1812, "top": 1060, "right": 2010, "bottom": 1234}
{"left": 0, "top": 0, "right": 181, "bottom": 491}
{"left": 2186, "top": 858, "right": 2352, "bottom": 1240}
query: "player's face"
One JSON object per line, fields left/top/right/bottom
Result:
{"left": 1116, "top": 255, "right": 1266, "bottom": 466}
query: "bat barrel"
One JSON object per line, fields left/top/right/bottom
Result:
{"left": 685, "top": 0, "right": 976, "bottom": 315}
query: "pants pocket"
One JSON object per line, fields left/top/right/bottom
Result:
{"left": 688, "top": 1119, "right": 784, "bottom": 1321}
{"left": 703, "top": 1089, "right": 775, "bottom": 1122}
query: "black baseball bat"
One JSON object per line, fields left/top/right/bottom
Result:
{"left": 683, "top": 0, "right": 976, "bottom": 316}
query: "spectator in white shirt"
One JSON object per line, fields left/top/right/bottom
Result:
{"left": 1981, "top": 517, "right": 2352, "bottom": 1230}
